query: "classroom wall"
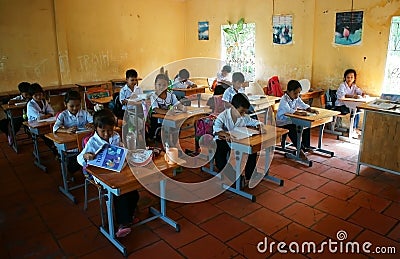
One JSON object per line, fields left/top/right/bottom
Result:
{"left": 1, "top": 0, "right": 399, "bottom": 96}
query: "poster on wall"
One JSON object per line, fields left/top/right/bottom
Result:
{"left": 272, "top": 15, "right": 293, "bottom": 45}
{"left": 334, "top": 11, "right": 363, "bottom": 46}
{"left": 198, "top": 21, "right": 209, "bottom": 40}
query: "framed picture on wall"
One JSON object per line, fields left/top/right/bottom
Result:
{"left": 334, "top": 11, "right": 363, "bottom": 46}
{"left": 198, "top": 21, "right": 209, "bottom": 40}
{"left": 272, "top": 15, "right": 293, "bottom": 45}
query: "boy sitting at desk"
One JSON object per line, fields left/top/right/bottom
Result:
{"left": 213, "top": 93, "right": 265, "bottom": 186}
{"left": 8, "top": 81, "right": 31, "bottom": 105}
{"left": 172, "top": 69, "right": 197, "bottom": 89}
{"left": 119, "top": 69, "right": 143, "bottom": 111}
{"left": 276, "top": 80, "right": 319, "bottom": 159}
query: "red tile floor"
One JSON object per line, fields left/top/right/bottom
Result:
{"left": 0, "top": 128, "right": 398, "bottom": 258}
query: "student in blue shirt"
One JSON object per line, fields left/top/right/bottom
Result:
{"left": 213, "top": 93, "right": 265, "bottom": 185}
{"left": 77, "top": 109, "right": 140, "bottom": 238}
{"left": 119, "top": 69, "right": 143, "bottom": 111}
{"left": 276, "top": 80, "right": 319, "bottom": 158}
{"left": 53, "top": 90, "right": 93, "bottom": 133}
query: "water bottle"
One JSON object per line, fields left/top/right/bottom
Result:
{"left": 22, "top": 109, "right": 27, "bottom": 121}
{"left": 126, "top": 128, "right": 137, "bottom": 150}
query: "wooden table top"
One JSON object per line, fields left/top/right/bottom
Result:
{"left": 285, "top": 107, "right": 340, "bottom": 122}
{"left": 44, "top": 84, "right": 78, "bottom": 91}
{"left": 86, "top": 153, "right": 178, "bottom": 194}
{"left": 75, "top": 81, "right": 110, "bottom": 88}
{"left": 300, "top": 89, "right": 324, "bottom": 100}
{"left": 91, "top": 96, "right": 113, "bottom": 104}
{"left": 152, "top": 106, "right": 212, "bottom": 121}
{"left": 232, "top": 125, "right": 288, "bottom": 147}
{"left": 45, "top": 132, "right": 79, "bottom": 144}
{"left": 1, "top": 103, "right": 27, "bottom": 110}
{"left": 23, "top": 117, "right": 56, "bottom": 128}
{"left": 172, "top": 86, "right": 207, "bottom": 92}
{"left": 340, "top": 96, "right": 377, "bottom": 103}
{"left": 357, "top": 103, "right": 400, "bottom": 115}
{"left": 249, "top": 95, "right": 281, "bottom": 105}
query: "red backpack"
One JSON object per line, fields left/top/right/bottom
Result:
{"left": 264, "top": 76, "right": 284, "bottom": 97}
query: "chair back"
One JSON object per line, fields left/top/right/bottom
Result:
{"left": 299, "top": 79, "right": 311, "bottom": 94}
{"left": 76, "top": 130, "right": 94, "bottom": 152}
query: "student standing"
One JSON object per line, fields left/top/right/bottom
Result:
{"left": 77, "top": 109, "right": 139, "bottom": 238}
{"left": 276, "top": 80, "right": 319, "bottom": 158}
{"left": 335, "top": 68, "right": 365, "bottom": 136}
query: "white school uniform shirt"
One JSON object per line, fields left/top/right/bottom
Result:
{"left": 53, "top": 109, "right": 93, "bottom": 132}
{"left": 335, "top": 82, "right": 363, "bottom": 106}
{"left": 150, "top": 91, "right": 179, "bottom": 123}
{"left": 276, "top": 93, "right": 310, "bottom": 126}
{"left": 222, "top": 86, "right": 246, "bottom": 103}
{"left": 10, "top": 95, "right": 27, "bottom": 101}
{"left": 172, "top": 77, "right": 195, "bottom": 89}
{"left": 216, "top": 72, "right": 231, "bottom": 83}
{"left": 119, "top": 84, "right": 143, "bottom": 110}
{"left": 213, "top": 108, "right": 261, "bottom": 138}
{"left": 27, "top": 99, "right": 55, "bottom": 121}
{"left": 76, "top": 131, "right": 121, "bottom": 167}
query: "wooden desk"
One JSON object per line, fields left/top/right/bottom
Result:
{"left": 45, "top": 132, "right": 90, "bottom": 203}
{"left": 202, "top": 125, "right": 288, "bottom": 201}
{"left": 23, "top": 118, "right": 56, "bottom": 171}
{"left": 86, "top": 155, "right": 180, "bottom": 256}
{"left": 301, "top": 89, "right": 324, "bottom": 105}
{"left": 356, "top": 103, "right": 400, "bottom": 176}
{"left": 339, "top": 97, "right": 376, "bottom": 142}
{"left": 44, "top": 84, "right": 78, "bottom": 96}
{"left": 76, "top": 81, "right": 110, "bottom": 110}
{"left": 281, "top": 107, "right": 340, "bottom": 166}
{"left": 249, "top": 95, "right": 281, "bottom": 122}
{"left": 90, "top": 96, "right": 113, "bottom": 105}
{"left": 173, "top": 86, "right": 207, "bottom": 107}
{"left": 1, "top": 103, "right": 26, "bottom": 153}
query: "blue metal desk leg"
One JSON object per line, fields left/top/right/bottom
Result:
{"left": 263, "top": 146, "right": 284, "bottom": 186}
{"left": 30, "top": 129, "right": 47, "bottom": 172}
{"left": 312, "top": 124, "right": 334, "bottom": 157}
{"left": 148, "top": 179, "right": 180, "bottom": 231}
{"left": 222, "top": 150, "right": 256, "bottom": 201}
{"left": 99, "top": 190, "right": 128, "bottom": 256}
{"left": 284, "top": 125, "right": 312, "bottom": 166}
{"left": 55, "top": 144, "right": 78, "bottom": 203}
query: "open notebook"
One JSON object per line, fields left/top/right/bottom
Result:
{"left": 230, "top": 127, "right": 260, "bottom": 140}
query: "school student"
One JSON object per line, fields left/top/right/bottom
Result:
{"left": 222, "top": 72, "right": 247, "bottom": 103}
{"left": 213, "top": 93, "right": 265, "bottom": 185}
{"left": 148, "top": 73, "right": 186, "bottom": 140}
{"left": 77, "top": 109, "right": 139, "bottom": 238}
{"left": 216, "top": 65, "right": 232, "bottom": 87}
{"left": 276, "top": 80, "right": 319, "bottom": 158}
{"left": 119, "top": 69, "right": 143, "bottom": 111}
{"left": 172, "top": 69, "right": 197, "bottom": 89}
{"left": 335, "top": 68, "right": 365, "bottom": 136}
{"left": 26, "top": 83, "right": 54, "bottom": 121}
{"left": 8, "top": 81, "right": 31, "bottom": 105}
{"left": 53, "top": 90, "right": 93, "bottom": 133}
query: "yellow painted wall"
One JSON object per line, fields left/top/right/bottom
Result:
{"left": 0, "top": 0, "right": 399, "bottom": 96}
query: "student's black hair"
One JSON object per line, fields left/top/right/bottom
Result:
{"left": 155, "top": 73, "right": 170, "bottom": 83}
{"left": 222, "top": 65, "right": 232, "bottom": 73}
{"left": 178, "top": 69, "right": 190, "bottom": 79}
{"left": 232, "top": 72, "right": 245, "bottom": 83}
{"left": 17, "top": 82, "right": 30, "bottom": 93}
{"left": 126, "top": 69, "right": 138, "bottom": 79}
{"left": 64, "top": 90, "right": 81, "bottom": 103}
{"left": 213, "top": 85, "right": 226, "bottom": 95}
{"left": 29, "top": 83, "right": 44, "bottom": 96}
{"left": 93, "top": 109, "right": 116, "bottom": 129}
{"left": 231, "top": 93, "right": 250, "bottom": 109}
{"left": 344, "top": 69, "right": 357, "bottom": 82}
{"left": 287, "top": 80, "right": 302, "bottom": 92}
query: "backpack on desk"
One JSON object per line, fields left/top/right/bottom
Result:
{"left": 264, "top": 76, "right": 284, "bottom": 97}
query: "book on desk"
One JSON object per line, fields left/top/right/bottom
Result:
{"left": 87, "top": 144, "right": 128, "bottom": 172}
{"left": 230, "top": 127, "right": 260, "bottom": 140}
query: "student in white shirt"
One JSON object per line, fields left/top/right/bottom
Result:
{"left": 172, "top": 69, "right": 197, "bottom": 89}
{"left": 213, "top": 93, "right": 265, "bottom": 185}
{"left": 26, "top": 83, "right": 58, "bottom": 156}
{"left": 148, "top": 73, "right": 186, "bottom": 140}
{"left": 77, "top": 109, "right": 140, "bottom": 238}
{"left": 216, "top": 65, "right": 232, "bottom": 87}
{"left": 119, "top": 69, "right": 143, "bottom": 110}
{"left": 26, "top": 83, "right": 54, "bottom": 122}
{"left": 53, "top": 90, "right": 93, "bottom": 133}
{"left": 335, "top": 69, "right": 364, "bottom": 135}
{"left": 276, "top": 80, "right": 319, "bottom": 158}
{"left": 8, "top": 82, "right": 31, "bottom": 105}
{"left": 222, "top": 72, "right": 246, "bottom": 103}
